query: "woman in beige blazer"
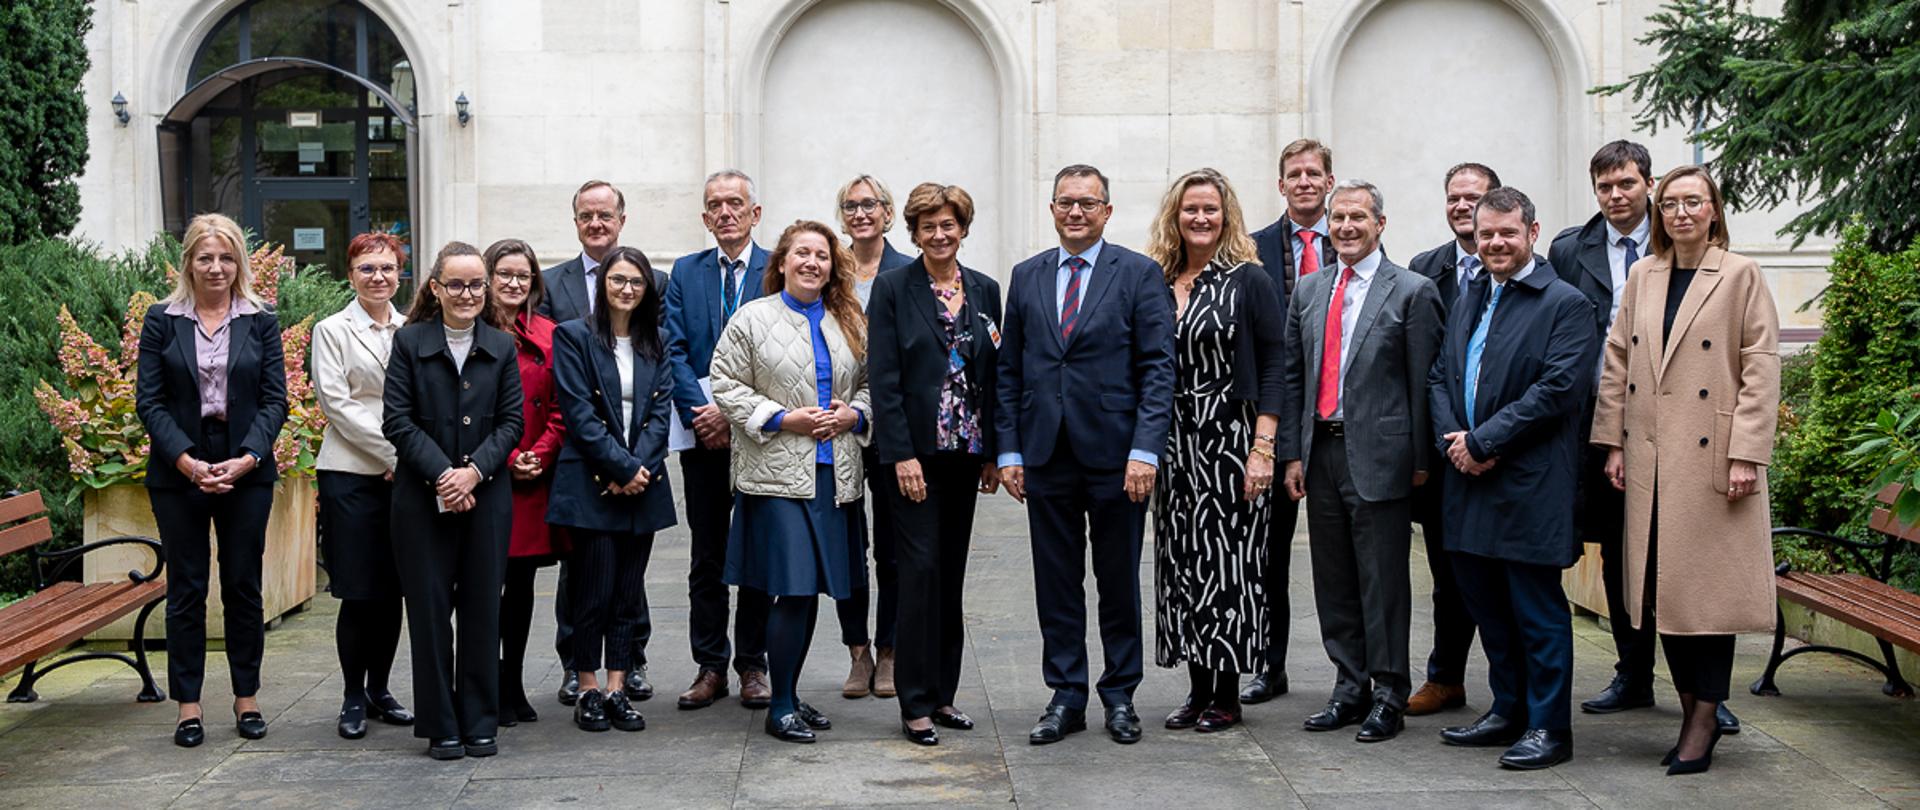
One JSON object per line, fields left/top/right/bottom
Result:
{"left": 312, "top": 232, "right": 414, "bottom": 740}
{"left": 1591, "top": 165, "right": 1780, "bottom": 776}
{"left": 711, "top": 219, "right": 872, "bottom": 743}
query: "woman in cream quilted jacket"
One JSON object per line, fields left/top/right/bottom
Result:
{"left": 710, "top": 219, "right": 873, "bottom": 743}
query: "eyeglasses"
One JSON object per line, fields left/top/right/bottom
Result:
{"left": 352, "top": 263, "right": 399, "bottom": 277}
{"left": 606, "top": 275, "right": 648, "bottom": 291}
{"left": 495, "top": 272, "right": 534, "bottom": 288}
{"left": 840, "top": 199, "right": 884, "bottom": 214}
{"left": 436, "top": 279, "right": 488, "bottom": 297}
{"left": 1658, "top": 197, "right": 1710, "bottom": 215}
{"left": 705, "top": 198, "right": 751, "bottom": 214}
{"left": 575, "top": 211, "right": 620, "bottom": 224}
{"left": 1052, "top": 197, "right": 1108, "bottom": 213}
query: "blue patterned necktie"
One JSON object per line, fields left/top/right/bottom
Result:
{"left": 1059, "top": 256, "right": 1087, "bottom": 338}
{"left": 1456, "top": 255, "right": 1480, "bottom": 309}
{"left": 722, "top": 258, "right": 740, "bottom": 321}
{"left": 1464, "top": 282, "right": 1504, "bottom": 429}
{"left": 1620, "top": 236, "right": 1639, "bottom": 276}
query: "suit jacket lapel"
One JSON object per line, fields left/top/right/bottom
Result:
{"left": 1656, "top": 247, "right": 1725, "bottom": 380}
{"left": 1067, "top": 249, "right": 1122, "bottom": 347}
{"left": 1302, "top": 272, "right": 1330, "bottom": 407}
{"left": 171, "top": 315, "right": 199, "bottom": 399}
{"left": 1039, "top": 249, "right": 1066, "bottom": 354}
{"left": 909, "top": 262, "right": 945, "bottom": 342}
{"left": 1347, "top": 265, "right": 1396, "bottom": 361}
{"left": 1579, "top": 228, "right": 1611, "bottom": 299}
{"left": 703, "top": 251, "right": 726, "bottom": 338}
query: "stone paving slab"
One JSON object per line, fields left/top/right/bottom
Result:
{"left": 3, "top": 495, "right": 1918, "bottom": 807}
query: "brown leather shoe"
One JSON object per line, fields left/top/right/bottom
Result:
{"left": 873, "top": 647, "right": 897, "bottom": 698}
{"left": 677, "top": 670, "right": 729, "bottom": 710}
{"left": 740, "top": 669, "right": 772, "bottom": 709}
{"left": 1405, "top": 681, "right": 1467, "bottom": 716}
{"left": 843, "top": 645, "right": 875, "bottom": 699}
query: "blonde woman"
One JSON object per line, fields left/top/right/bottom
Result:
{"left": 136, "top": 213, "right": 288, "bottom": 747}
{"left": 1143, "top": 169, "right": 1287, "bottom": 733}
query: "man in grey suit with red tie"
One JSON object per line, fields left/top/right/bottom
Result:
{"left": 1279, "top": 180, "right": 1444, "bottom": 743}
{"left": 997, "top": 164, "right": 1176, "bottom": 746}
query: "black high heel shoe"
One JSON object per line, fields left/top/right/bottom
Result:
{"left": 174, "top": 717, "right": 205, "bottom": 748}
{"left": 902, "top": 720, "right": 939, "bottom": 746}
{"left": 1660, "top": 745, "right": 1678, "bottom": 766}
{"left": 1666, "top": 727, "right": 1724, "bottom": 775}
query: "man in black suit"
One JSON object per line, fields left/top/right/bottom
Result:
{"left": 1242, "top": 137, "right": 1337, "bottom": 704}
{"left": 1403, "top": 162, "right": 1500, "bottom": 717}
{"left": 1428, "top": 187, "right": 1596, "bottom": 770}
{"left": 997, "top": 164, "right": 1176, "bottom": 745}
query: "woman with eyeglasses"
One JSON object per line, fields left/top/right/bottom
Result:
{"left": 832, "top": 175, "right": 914, "bottom": 698}
{"left": 313, "top": 232, "right": 415, "bottom": 741}
{"left": 1590, "top": 165, "right": 1779, "bottom": 775}
{"left": 547, "top": 246, "right": 677, "bottom": 734}
{"left": 384, "top": 242, "right": 525, "bottom": 760}
{"left": 484, "top": 239, "right": 568, "bottom": 727}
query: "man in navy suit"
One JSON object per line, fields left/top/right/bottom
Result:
{"left": 1241, "top": 138, "right": 1338, "bottom": 703}
{"left": 1427, "top": 187, "right": 1596, "bottom": 770}
{"left": 663, "top": 169, "right": 773, "bottom": 711}
{"left": 996, "top": 164, "right": 1176, "bottom": 746}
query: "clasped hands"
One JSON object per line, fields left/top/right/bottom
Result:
{"left": 1442, "top": 431, "right": 1498, "bottom": 476}
{"left": 436, "top": 465, "right": 483, "bottom": 512}
{"left": 778, "top": 399, "right": 860, "bottom": 442}
{"left": 175, "top": 452, "right": 258, "bottom": 495}
{"left": 691, "top": 404, "right": 731, "bottom": 450}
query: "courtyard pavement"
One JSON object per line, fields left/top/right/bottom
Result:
{"left": 3, "top": 494, "right": 1919, "bottom": 808}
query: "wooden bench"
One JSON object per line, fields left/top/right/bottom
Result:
{"left": 1754, "top": 484, "right": 1920, "bottom": 698}
{"left": 0, "top": 490, "right": 167, "bottom": 703}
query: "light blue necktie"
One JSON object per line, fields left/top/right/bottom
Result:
{"left": 1464, "top": 283, "right": 1504, "bottom": 429}
{"left": 1456, "top": 255, "right": 1481, "bottom": 309}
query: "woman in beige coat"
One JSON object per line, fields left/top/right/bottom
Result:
{"left": 1591, "top": 165, "right": 1779, "bottom": 776}
{"left": 711, "top": 219, "right": 873, "bottom": 744}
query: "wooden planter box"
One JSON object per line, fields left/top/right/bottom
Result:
{"left": 1563, "top": 542, "right": 1610, "bottom": 617}
{"left": 81, "top": 477, "right": 318, "bottom": 641}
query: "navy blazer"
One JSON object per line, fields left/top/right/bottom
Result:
{"left": 1547, "top": 212, "right": 1620, "bottom": 354}
{"left": 546, "top": 320, "right": 677, "bottom": 534}
{"left": 994, "top": 242, "right": 1176, "bottom": 470}
{"left": 382, "top": 320, "right": 525, "bottom": 546}
{"left": 537, "top": 254, "right": 668, "bottom": 326}
{"left": 1426, "top": 259, "right": 1597, "bottom": 567}
{"left": 135, "top": 302, "right": 287, "bottom": 490}
{"left": 868, "top": 257, "right": 1002, "bottom": 464}
{"left": 665, "top": 244, "right": 770, "bottom": 427}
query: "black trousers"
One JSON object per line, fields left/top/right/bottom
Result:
{"left": 1581, "top": 446, "right": 1655, "bottom": 686}
{"left": 1024, "top": 442, "right": 1145, "bottom": 710}
{"left": 396, "top": 511, "right": 508, "bottom": 740}
{"left": 1261, "top": 471, "right": 1301, "bottom": 672}
{"left": 149, "top": 478, "right": 273, "bottom": 704}
{"left": 569, "top": 530, "right": 655, "bottom": 673}
{"left": 1451, "top": 551, "right": 1574, "bottom": 730}
{"left": 555, "top": 556, "right": 650, "bottom": 672}
{"left": 1413, "top": 475, "right": 1476, "bottom": 685}
{"left": 682, "top": 446, "right": 769, "bottom": 674}
{"left": 885, "top": 454, "right": 980, "bottom": 720}
{"left": 834, "top": 448, "right": 899, "bottom": 649}
{"left": 1304, "top": 432, "right": 1413, "bottom": 708}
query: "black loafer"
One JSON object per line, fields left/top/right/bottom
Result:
{"left": 337, "top": 703, "right": 368, "bottom": 740}
{"left": 1580, "top": 675, "right": 1655, "bottom": 714}
{"left": 1303, "top": 700, "right": 1366, "bottom": 732}
{"left": 1240, "top": 669, "right": 1289, "bottom": 704}
{"left": 1441, "top": 711, "right": 1524, "bottom": 747}
{"left": 557, "top": 669, "right": 581, "bottom": 707}
{"left": 1715, "top": 702, "right": 1741, "bottom": 735}
{"left": 1028, "top": 704, "right": 1086, "bottom": 745}
{"left": 607, "top": 691, "right": 646, "bottom": 732}
{"left": 624, "top": 668, "right": 654, "bottom": 701}
{"left": 795, "top": 701, "right": 831, "bottom": 730}
{"left": 235, "top": 711, "right": 268, "bottom": 740}
{"left": 932, "top": 708, "right": 974, "bottom": 730}
{"left": 575, "top": 690, "right": 611, "bottom": 732}
{"left": 174, "top": 718, "right": 205, "bottom": 748}
{"left": 902, "top": 721, "right": 939, "bottom": 746}
{"left": 368, "top": 692, "right": 415, "bottom": 726}
{"left": 463, "top": 735, "right": 498, "bottom": 757}
{"left": 1355, "top": 702, "right": 1404, "bottom": 743}
{"left": 766, "top": 712, "right": 817, "bottom": 743}
{"left": 1105, "top": 703, "right": 1143, "bottom": 744}
{"left": 428, "top": 736, "right": 464, "bottom": 760}
{"left": 1499, "top": 729, "right": 1572, "bottom": 770}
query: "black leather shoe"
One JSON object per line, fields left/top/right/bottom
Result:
{"left": 574, "top": 690, "right": 610, "bottom": 732}
{"left": 174, "top": 718, "right": 205, "bottom": 748}
{"left": 368, "top": 692, "right": 414, "bottom": 726}
{"left": 337, "top": 702, "right": 368, "bottom": 740}
{"left": 606, "top": 691, "right": 646, "bottom": 732}
{"left": 1580, "top": 675, "right": 1655, "bottom": 714}
{"left": 1302, "top": 700, "right": 1366, "bottom": 732}
{"left": 463, "top": 735, "right": 498, "bottom": 758}
{"left": 766, "top": 712, "right": 817, "bottom": 743}
{"left": 1105, "top": 703, "right": 1143, "bottom": 744}
{"left": 1240, "top": 669, "right": 1289, "bottom": 704}
{"left": 1667, "top": 726, "right": 1723, "bottom": 776}
{"left": 1499, "top": 729, "right": 1572, "bottom": 770}
{"left": 1195, "top": 706, "right": 1241, "bottom": 733}
{"left": 1165, "top": 700, "right": 1205, "bottom": 730}
{"left": 1715, "top": 702, "right": 1741, "bottom": 735}
{"left": 1441, "top": 711, "right": 1525, "bottom": 747}
{"left": 902, "top": 721, "right": 939, "bottom": 746}
{"left": 557, "top": 669, "right": 581, "bottom": 706}
{"left": 428, "top": 736, "right": 464, "bottom": 760}
{"left": 932, "top": 708, "right": 974, "bottom": 730}
{"left": 1027, "top": 704, "right": 1087, "bottom": 745}
{"left": 795, "top": 701, "right": 831, "bottom": 730}
{"left": 624, "top": 668, "right": 654, "bottom": 702}
{"left": 235, "top": 710, "right": 268, "bottom": 740}
{"left": 1355, "top": 702, "right": 1404, "bottom": 743}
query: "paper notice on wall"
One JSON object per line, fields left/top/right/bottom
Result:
{"left": 293, "top": 228, "right": 325, "bottom": 251}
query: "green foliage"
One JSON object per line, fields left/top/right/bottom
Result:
{"left": 273, "top": 263, "right": 354, "bottom": 330}
{"left": 0, "top": 0, "right": 92, "bottom": 243}
{"left": 1597, "top": 0, "right": 1920, "bottom": 251}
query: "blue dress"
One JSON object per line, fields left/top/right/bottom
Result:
{"left": 723, "top": 292, "right": 861, "bottom": 598}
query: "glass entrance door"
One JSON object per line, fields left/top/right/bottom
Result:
{"left": 256, "top": 182, "right": 361, "bottom": 279}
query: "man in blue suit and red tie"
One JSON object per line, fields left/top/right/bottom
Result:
{"left": 996, "top": 164, "right": 1176, "bottom": 746}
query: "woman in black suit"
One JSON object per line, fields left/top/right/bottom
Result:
{"left": 547, "top": 246, "right": 677, "bottom": 734}
{"left": 136, "top": 213, "right": 288, "bottom": 748}
{"left": 866, "top": 183, "right": 1001, "bottom": 745}
{"left": 382, "top": 242, "right": 525, "bottom": 761}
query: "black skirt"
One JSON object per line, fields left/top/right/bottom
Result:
{"left": 318, "top": 470, "right": 401, "bottom": 600}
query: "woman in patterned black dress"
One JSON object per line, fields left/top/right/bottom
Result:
{"left": 1145, "top": 169, "right": 1288, "bottom": 732}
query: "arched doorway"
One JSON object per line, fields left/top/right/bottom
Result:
{"left": 160, "top": 0, "right": 418, "bottom": 280}
{"left": 755, "top": 0, "right": 1005, "bottom": 274}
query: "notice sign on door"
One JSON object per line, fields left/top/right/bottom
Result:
{"left": 293, "top": 228, "right": 325, "bottom": 251}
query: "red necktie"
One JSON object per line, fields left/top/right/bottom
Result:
{"left": 1297, "top": 230, "right": 1321, "bottom": 276}
{"left": 1317, "top": 267, "right": 1354, "bottom": 419}
{"left": 1060, "top": 256, "right": 1087, "bottom": 338}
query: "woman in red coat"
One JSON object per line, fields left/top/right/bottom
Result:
{"left": 486, "top": 239, "right": 567, "bottom": 725}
